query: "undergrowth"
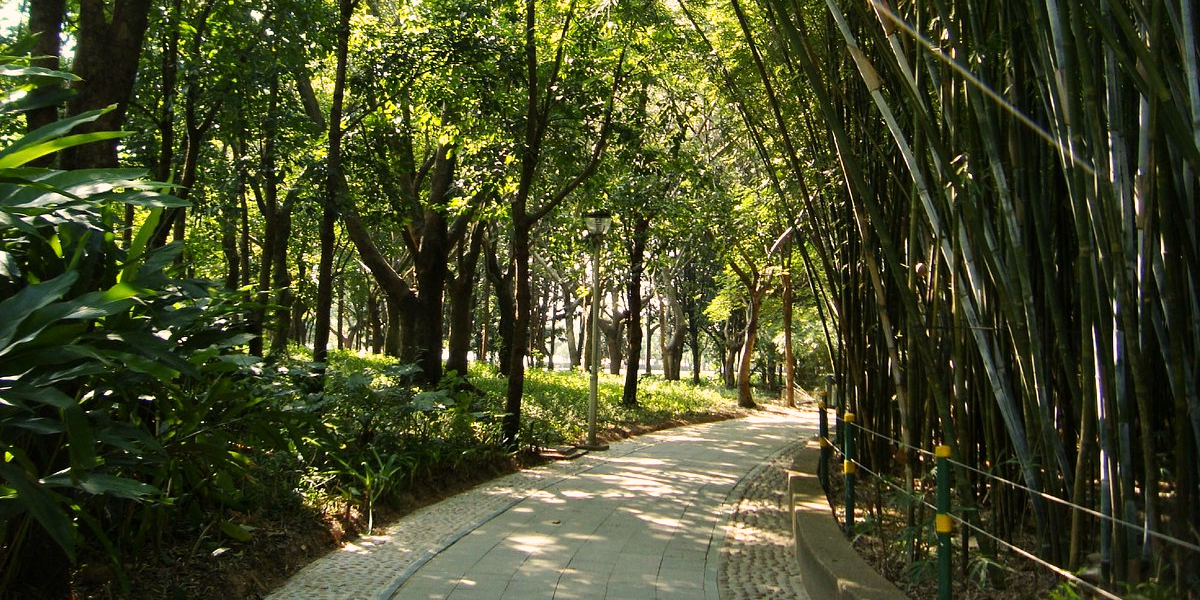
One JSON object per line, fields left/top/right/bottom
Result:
{"left": 57, "top": 350, "right": 742, "bottom": 598}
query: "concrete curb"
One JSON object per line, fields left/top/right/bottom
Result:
{"left": 789, "top": 439, "right": 906, "bottom": 600}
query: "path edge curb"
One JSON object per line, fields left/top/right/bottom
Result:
{"left": 789, "top": 439, "right": 906, "bottom": 600}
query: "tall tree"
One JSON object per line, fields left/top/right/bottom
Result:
{"left": 62, "top": 0, "right": 153, "bottom": 169}
{"left": 498, "top": 0, "right": 626, "bottom": 447}
{"left": 313, "top": 0, "right": 357, "bottom": 367}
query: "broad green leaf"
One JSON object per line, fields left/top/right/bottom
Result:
{"left": 0, "top": 324, "right": 91, "bottom": 366}
{"left": 345, "top": 372, "right": 373, "bottom": 389}
{"left": 0, "top": 294, "right": 131, "bottom": 360}
{"left": 0, "top": 379, "right": 75, "bottom": 409}
{"left": 96, "top": 422, "right": 165, "bottom": 458}
{"left": 0, "top": 64, "right": 81, "bottom": 81}
{"left": 5, "top": 416, "right": 64, "bottom": 435}
{"left": 109, "top": 190, "right": 188, "bottom": 208}
{"left": 76, "top": 473, "right": 156, "bottom": 500}
{"left": 0, "top": 272, "right": 76, "bottom": 350}
{"left": 39, "top": 168, "right": 164, "bottom": 194}
{"left": 219, "top": 520, "right": 254, "bottom": 542}
{"left": 62, "top": 404, "right": 100, "bottom": 473}
{"left": 0, "top": 87, "right": 74, "bottom": 115}
{"left": 0, "top": 249, "right": 18, "bottom": 279}
{"left": 0, "top": 168, "right": 157, "bottom": 208}
{"left": 0, "top": 461, "right": 76, "bottom": 560}
{"left": 0, "top": 131, "right": 127, "bottom": 170}
{"left": 100, "top": 281, "right": 141, "bottom": 303}
{"left": 120, "top": 207, "right": 162, "bottom": 283}
{"left": 0, "top": 106, "right": 109, "bottom": 161}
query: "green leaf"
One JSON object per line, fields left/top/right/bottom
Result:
{"left": 100, "top": 281, "right": 141, "bottom": 303}
{"left": 0, "top": 249, "right": 18, "bottom": 280}
{"left": 0, "top": 87, "right": 74, "bottom": 115}
{"left": 0, "top": 64, "right": 81, "bottom": 81}
{"left": 76, "top": 473, "right": 157, "bottom": 500}
{"left": 5, "top": 416, "right": 64, "bottom": 435}
{"left": 111, "top": 190, "right": 188, "bottom": 208}
{"left": 0, "top": 131, "right": 127, "bottom": 170}
{"left": 120, "top": 207, "right": 162, "bottom": 284}
{"left": 0, "top": 106, "right": 110, "bottom": 162}
{"left": 0, "top": 461, "right": 76, "bottom": 560}
{"left": 0, "top": 379, "right": 76, "bottom": 409}
{"left": 219, "top": 520, "right": 254, "bottom": 542}
{"left": 0, "top": 272, "right": 76, "bottom": 351}
{"left": 62, "top": 404, "right": 100, "bottom": 472}
{"left": 345, "top": 372, "right": 373, "bottom": 389}
{"left": 0, "top": 168, "right": 169, "bottom": 208}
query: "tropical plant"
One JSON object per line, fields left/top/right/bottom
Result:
{"left": 0, "top": 56, "right": 294, "bottom": 593}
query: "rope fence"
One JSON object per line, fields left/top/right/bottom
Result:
{"left": 811, "top": 387, "right": 1198, "bottom": 598}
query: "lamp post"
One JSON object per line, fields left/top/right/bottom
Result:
{"left": 581, "top": 210, "right": 611, "bottom": 451}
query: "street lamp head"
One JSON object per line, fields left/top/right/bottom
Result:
{"left": 584, "top": 210, "right": 612, "bottom": 237}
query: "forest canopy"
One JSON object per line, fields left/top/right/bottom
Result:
{"left": 1, "top": 0, "right": 1198, "bottom": 596}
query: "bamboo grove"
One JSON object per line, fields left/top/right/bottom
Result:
{"left": 714, "top": 0, "right": 1199, "bottom": 589}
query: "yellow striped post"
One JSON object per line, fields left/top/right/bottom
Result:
{"left": 936, "top": 444, "right": 952, "bottom": 600}
{"left": 818, "top": 389, "right": 830, "bottom": 491}
{"left": 844, "top": 412, "right": 856, "bottom": 535}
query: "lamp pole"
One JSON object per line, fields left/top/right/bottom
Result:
{"left": 582, "top": 210, "right": 611, "bottom": 451}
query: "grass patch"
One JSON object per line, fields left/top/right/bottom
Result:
{"left": 469, "top": 364, "right": 743, "bottom": 448}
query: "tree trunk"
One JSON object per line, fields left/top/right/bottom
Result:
{"left": 368, "top": 289, "right": 384, "bottom": 353}
{"left": 687, "top": 294, "right": 704, "bottom": 384}
{"left": 602, "top": 316, "right": 622, "bottom": 376}
{"left": 313, "top": 0, "right": 356, "bottom": 368}
{"left": 479, "top": 266, "right": 491, "bottom": 363}
{"left": 607, "top": 288, "right": 622, "bottom": 374}
{"left": 502, "top": 218, "right": 533, "bottom": 446}
{"left": 485, "top": 237, "right": 515, "bottom": 375}
{"left": 737, "top": 295, "right": 761, "bottom": 409}
{"left": 290, "top": 257, "right": 309, "bottom": 346}
{"left": 645, "top": 307, "right": 654, "bottom": 375}
{"left": 220, "top": 200, "right": 240, "bottom": 290}
{"left": 247, "top": 100, "right": 276, "bottom": 356}
{"left": 782, "top": 271, "right": 796, "bottom": 407}
{"left": 500, "top": 0, "right": 623, "bottom": 447}
{"left": 268, "top": 203, "right": 294, "bottom": 358}
{"left": 446, "top": 223, "right": 486, "bottom": 378}
{"left": 563, "top": 287, "right": 581, "bottom": 369}
{"left": 62, "top": 0, "right": 153, "bottom": 170}
{"left": 26, "top": 0, "right": 66, "bottom": 141}
{"left": 660, "top": 276, "right": 686, "bottom": 380}
{"left": 532, "top": 276, "right": 549, "bottom": 368}
{"left": 343, "top": 210, "right": 416, "bottom": 359}
{"left": 411, "top": 145, "right": 455, "bottom": 384}
{"left": 621, "top": 216, "right": 650, "bottom": 407}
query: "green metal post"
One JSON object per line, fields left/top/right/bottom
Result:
{"left": 818, "top": 390, "right": 830, "bottom": 492}
{"left": 844, "top": 412, "right": 856, "bottom": 535}
{"left": 936, "top": 445, "right": 952, "bottom": 600}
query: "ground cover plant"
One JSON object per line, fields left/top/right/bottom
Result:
{"left": 54, "top": 352, "right": 745, "bottom": 599}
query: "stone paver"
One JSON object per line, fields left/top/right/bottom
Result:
{"left": 268, "top": 406, "right": 817, "bottom": 600}
{"left": 719, "top": 440, "right": 811, "bottom": 599}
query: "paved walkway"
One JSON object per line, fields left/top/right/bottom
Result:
{"left": 269, "top": 406, "right": 817, "bottom": 599}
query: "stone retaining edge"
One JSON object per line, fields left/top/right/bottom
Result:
{"left": 789, "top": 439, "right": 906, "bottom": 600}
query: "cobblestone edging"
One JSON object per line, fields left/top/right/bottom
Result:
{"left": 719, "top": 439, "right": 811, "bottom": 600}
